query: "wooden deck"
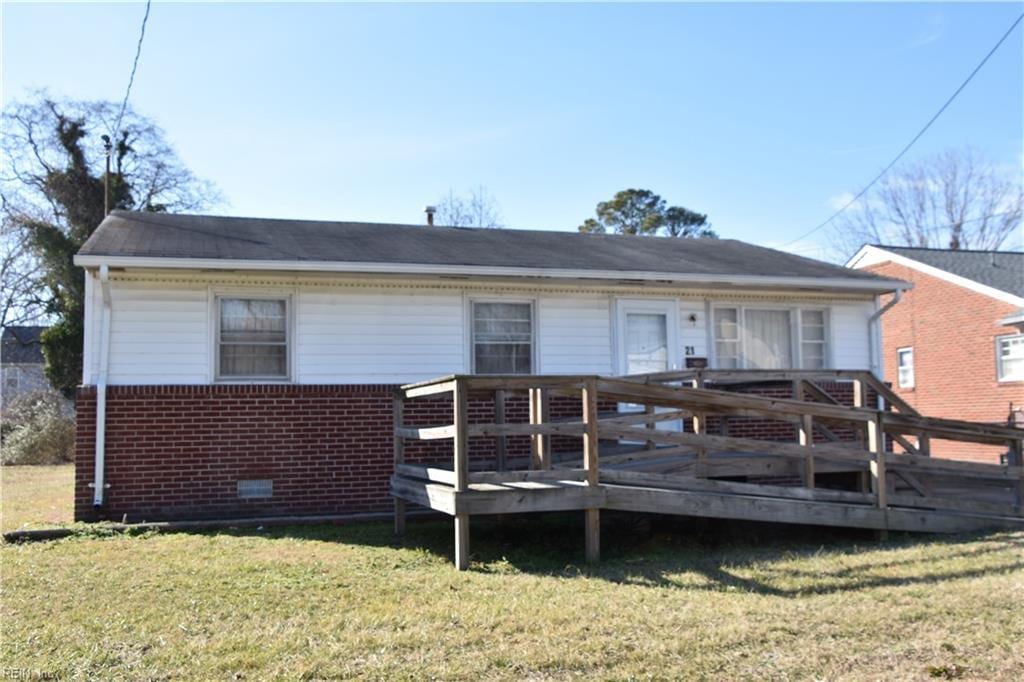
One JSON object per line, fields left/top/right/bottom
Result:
{"left": 390, "top": 370, "right": 1024, "bottom": 569}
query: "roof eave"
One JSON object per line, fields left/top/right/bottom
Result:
{"left": 73, "top": 254, "right": 909, "bottom": 295}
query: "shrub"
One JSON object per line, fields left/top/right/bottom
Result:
{"left": 1, "top": 391, "right": 75, "bottom": 465}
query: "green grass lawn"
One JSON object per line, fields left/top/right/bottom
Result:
{"left": 1, "top": 464, "right": 74, "bottom": 532}
{"left": 2, "top": 466, "right": 1023, "bottom": 679}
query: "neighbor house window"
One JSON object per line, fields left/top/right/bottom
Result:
{"left": 896, "top": 347, "right": 914, "bottom": 388}
{"left": 713, "top": 307, "right": 826, "bottom": 370}
{"left": 217, "top": 297, "right": 289, "bottom": 379}
{"left": 997, "top": 334, "right": 1023, "bottom": 382}
{"left": 471, "top": 301, "right": 533, "bottom": 374}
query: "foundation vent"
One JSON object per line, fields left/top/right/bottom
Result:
{"left": 237, "top": 479, "right": 273, "bottom": 499}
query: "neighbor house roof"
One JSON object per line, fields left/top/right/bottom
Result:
{"left": 74, "top": 211, "right": 906, "bottom": 293}
{"left": 1, "top": 326, "right": 46, "bottom": 365}
{"left": 847, "top": 244, "right": 1024, "bottom": 306}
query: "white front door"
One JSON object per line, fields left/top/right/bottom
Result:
{"left": 615, "top": 299, "right": 682, "bottom": 432}
{"left": 616, "top": 299, "right": 680, "bottom": 376}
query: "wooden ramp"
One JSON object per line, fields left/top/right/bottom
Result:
{"left": 390, "top": 371, "right": 1024, "bottom": 569}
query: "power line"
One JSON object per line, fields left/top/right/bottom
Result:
{"left": 780, "top": 11, "right": 1024, "bottom": 248}
{"left": 113, "top": 0, "right": 153, "bottom": 140}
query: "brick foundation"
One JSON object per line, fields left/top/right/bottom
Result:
{"left": 75, "top": 381, "right": 864, "bottom": 523}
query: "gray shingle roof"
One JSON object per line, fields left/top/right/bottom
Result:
{"left": 78, "top": 211, "right": 892, "bottom": 286}
{"left": 878, "top": 246, "right": 1023, "bottom": 298}
{"left": 1, "top": 326, "right": 46, "bottom": 365}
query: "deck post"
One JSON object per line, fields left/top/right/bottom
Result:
{"left": 453, "top": 378, "right": 470, "bottom": 570}
{"left": 1009, "top": 439, "right": 1024, "bottom": 513}
{"left": 868, "top": 413, "right": 886, "bottom": 507}
{"left": 690, "top": 377, "right": 707, "bottom": 476}
{"left": 393, "top": 390, "right": 406, "bottom": 536}
{"left": 918, "top": 433, "right": 931, "bottom": 457}
{"left": 494, "top": 389, "right": 507, "bottom": 471}
{"left": 644, "top": 403, "right": 656, "bottom": 451}
{"left": 799, "top": 413, "right": 815, "bottom": 489}
{"left": 868, "top": 412, "right": 889, "bottom": 540}
{"left": 582, "top": 378, "right": 600, "bottom": 563}
{"left": 853, "top": 377, "right": 871, "bottom": 492}
{"left": 529, "top": 388, "right": 550, "bottom": 470}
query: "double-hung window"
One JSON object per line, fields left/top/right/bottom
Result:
{"left": 712, "top": 306, "right": 828, "bottom": 370}
{"left": 997, "top": 334, "right": 1023, "bottom": 382}
{"left": 216, "top": 297, "right": 289, "bottom": 380}
{"left": 896, "top": 347, "right": 914, "bottom": 388}
{"left": 471, "top": 301, "right": 534, "bottom": 374}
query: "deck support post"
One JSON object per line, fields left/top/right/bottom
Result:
{"left": 799, "top": 413, "right": 815, "bottom": 489}
{"left": 1009, "top": 439, "right": 1024, "bottom": 513}
{"left": 529, "top": 388, "right": 550, "bottom": 470}
{"left": 453, "top": 378, "right": 470, "bottom": 570}
{"left": 494, "top": 389, "right": 507, "bottom": 471}
{"left": 690, "top": 377, "right": 707, "bottom": 477}
{"left": 644, "top": 403, "right": 656, "bottom": 451}
{"left": 868, "top": 412, "right": 888, "bottom": 539}
{"left": 853, "top": 378, "right": 871, "bottom": 492}
{"left": 393, "top": 390, "right": 406, "bottom": 536}
{"left": 582, "top": 378, "right": 601, "bottom": 563}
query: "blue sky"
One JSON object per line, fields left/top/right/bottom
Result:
{"left": 3, "top": 2, "right": 1022, "bottom": 259}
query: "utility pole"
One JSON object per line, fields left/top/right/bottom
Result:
{"left": 101, "top": 134, "right": 112, "bottom": 216}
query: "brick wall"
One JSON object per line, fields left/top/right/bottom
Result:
{"left": 863, "top": 261, "right": 1021, "bottom": 462}
{"left": 75, "top": 381, "right": 865, "bottom": 523}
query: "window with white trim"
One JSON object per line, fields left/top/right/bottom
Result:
{"left": 471, "top": 301, "right": 533, "bottom": 374}
{"left": 712, "top": 306, "right": 827, "bottom": 370}
{"left": 799, "top": 310, "right": 827, "bottom": 370}
{"left": 713, "top": 308, "right": 741, "bottom": 369}
{"left": 896, "top": 347, "right": 914, "bottom": 388}
{"left": 216, "top": 297, "right": 289, "bottom": 379}
{"left": 997, "top": 334, "right": 1023, "bottom": 382}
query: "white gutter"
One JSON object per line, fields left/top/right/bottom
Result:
{"left": 72, "top": 254, "right": 910, "bottom": 294}
{"left": 92, "top": 265, "right": 112, "bottom": 507}
{"left": 867, "top": 289, "right": 903, "bottom": 382}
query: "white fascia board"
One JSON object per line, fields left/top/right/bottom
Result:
{"left": 73, "top": 254, "right": 909, "bottom": 294}
{"left": 847, "top": 245, "right": 1024, "bottom": 307}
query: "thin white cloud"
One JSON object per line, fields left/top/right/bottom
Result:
{"left": 906, "top": 12, "right": 945, "bottom": 49}
{"left": 827, "top": 191, "right": 859, "bottom": 212}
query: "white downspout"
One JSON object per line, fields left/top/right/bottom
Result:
{"left": 867, "top": 288, "right": 903, "bottom": 387}
{"left": 92, "top": 265, "right": 112, "bottom": 507}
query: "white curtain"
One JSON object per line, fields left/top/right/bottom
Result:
{"left": 743, "top": 310, "right": 792, "bottom": 369}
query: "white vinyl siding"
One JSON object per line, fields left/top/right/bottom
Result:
{"left": 997, "top": 335, "right": 1023, "bottom": 382}
{"left": 297, "top": 290, "right": 464, "bottom": 384}
{"left": 85, "top": 272, "right": 878, "bottom": 385}
{"left": 538, "top": 295, "right": 613, "bottom": 374}
{"left": 104, "top": 281, "right": 210, "bottom": 384}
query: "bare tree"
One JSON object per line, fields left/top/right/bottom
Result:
{"left": 0, "top": 212, "right": 45, "bottom": 327}
{"left": 1, "top": 92, "right": 222, "bottom": 392}
{"left": 434, "top": 186, "right": 503, "bottom": 228}
{"left": 832, "top": 148, "right": 1022, "bottom": 255}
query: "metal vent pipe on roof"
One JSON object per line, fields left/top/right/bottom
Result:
{"left": 424, "top": 205, "right": 436, "bottom": 226}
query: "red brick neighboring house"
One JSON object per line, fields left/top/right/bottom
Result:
{"left": 848, "top": 245, "right": 1024, "bottom": 462}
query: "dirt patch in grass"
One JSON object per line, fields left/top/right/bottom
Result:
{"left": 0, "top": 464, "right": 74, "bottom": 532}
{"left": 2, "top": 512, "right": 1023, "bottom": 680}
